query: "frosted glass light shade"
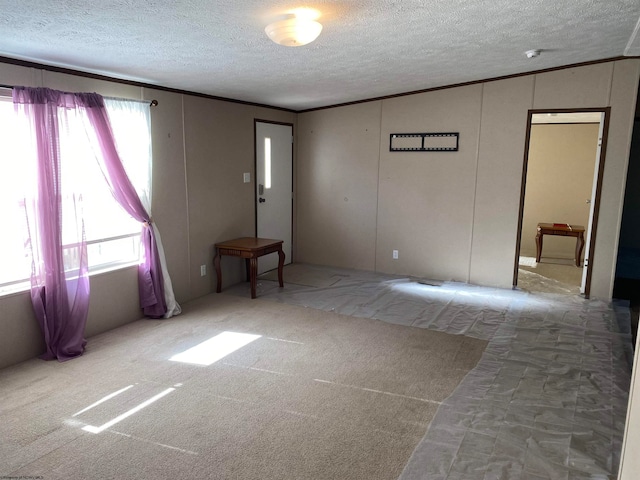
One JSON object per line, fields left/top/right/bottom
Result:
{"left": 265, "top": 15, "right": 322, "bottom": 47}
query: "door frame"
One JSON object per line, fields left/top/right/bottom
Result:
{"left": 253, "top": 118, "right": 294, "bottom": 260}
{"left": 512, "top": 107, "right": 611, "bottom": 298}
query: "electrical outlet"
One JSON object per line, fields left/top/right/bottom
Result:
{"left": 392, "top": 250, "right": 399, "bottom": 259}
{"left": 200, "top": 265, "right": 206, "bottom": 276}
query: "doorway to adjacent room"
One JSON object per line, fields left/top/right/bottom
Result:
{"left": 514, "top": 109, "right": 610, "bottom": 297}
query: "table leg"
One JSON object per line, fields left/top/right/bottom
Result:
{"left": 576, "top": 232, "right": 585, "bottom": 267}
{"left": 277, "top": 249, "right": 285, "bottom": 288}
{"left": 535, "top": 231, "right": 543, "bottom": 262}
{"left": 249, "top": 257, "right": 258, "bottom": 299}
{"left": 214, "top": 251, "right": 222, "bottom": 293}
{"left": 245, "top": 259, "right": 250, "bottom": 282}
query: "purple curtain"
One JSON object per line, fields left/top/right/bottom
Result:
{"left": 14, "top": 87, "right": 167, "bottom": 361}
{"left": 80, "top": 94, "right": 167, "bottom": 318}
{"left": 13, "top": 88, "right": 90, "bottom": 361}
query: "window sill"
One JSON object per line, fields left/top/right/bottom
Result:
{"left": 0, "top": 261, "right": 140, "bottom": 299}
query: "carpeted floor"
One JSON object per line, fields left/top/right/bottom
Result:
{"left": 247, "top": 263, "right": 632, "bottom": 479}
{"left": 0, "top": 293, "right": 486, "bottom": 480}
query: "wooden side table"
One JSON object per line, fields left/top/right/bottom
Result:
{"left": 535, "top": 223, "right": 585, "bottom": 267}
{"left": 213, "top": 237, "right": 285, "bottom": 299}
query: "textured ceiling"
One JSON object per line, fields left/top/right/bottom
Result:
{"left": 0, "top": 1, "right": 639, "bottom": 111}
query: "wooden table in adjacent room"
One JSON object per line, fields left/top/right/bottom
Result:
{"left": 213, "top": 237, "right": 285, "bottom": 299}
{"left": 535, "top": 223, "right": 585, "bottom": 267}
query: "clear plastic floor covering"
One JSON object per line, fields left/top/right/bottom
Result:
{"left": 227, "top": 264, "right": 632, "bottom": 480}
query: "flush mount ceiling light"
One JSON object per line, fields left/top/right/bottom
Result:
{"left": 265, "top": 11, "right": 323, "bottom": 47}
{"left": 525, "top": 49, "right": 542, "bottom": 58}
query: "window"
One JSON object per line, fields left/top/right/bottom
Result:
{"left": 264, "top": 137, "right": 272, "bottom": 189}
{"left": 0, "top": 94, "right": 151, "bottom": 294}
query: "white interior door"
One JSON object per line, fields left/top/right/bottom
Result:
{"left": 256, "top": 121, "right": 293, "bottom": 274}
{"left": 581, "top": 113, "right": 606, "bottom": 294}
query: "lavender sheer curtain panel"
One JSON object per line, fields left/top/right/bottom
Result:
{"left": 80, "top": 96, "right": 168, "bottom": 318}
{"left": 13, "top": 87, "right": 91, "bottom": 361}
{"left": 13, "top": 87, "right": 173, "bottom": 360}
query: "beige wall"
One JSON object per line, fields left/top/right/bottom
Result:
{"left": 0, "top": 61, "right": 295, "bottom": 369}
{"left": 297, "top": 102, "right": 381, "bottom": 270}
{"left": 470, "top": 76, "right": 534, "bottom": 286}
{"left": 594, "top": 60, "right": 640, "bottom": 298}
{"left": 520, "top": 123, "right": 599, "bottom": 259}
{"left": 376, "top": 86, "right": 482, "bottom": 281}
{"left": 297, "top": 59, "right": 640, "bottom": 298}
{"left": 183, "top": 97, "right": 295, "bottom": 299}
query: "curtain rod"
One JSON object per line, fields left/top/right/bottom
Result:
{"left": 0, "top": 84, "right": 157, "bottom": 106}
{"left": 105, "top": 96, "right": 158, "bottom": 107}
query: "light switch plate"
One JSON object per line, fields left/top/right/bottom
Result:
{"left": 243, "top": 172, "right": 250, "bottom": 183}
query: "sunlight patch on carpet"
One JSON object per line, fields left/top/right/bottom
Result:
{"left": 170, "top": 331, "right": 261, "bottom": 366}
